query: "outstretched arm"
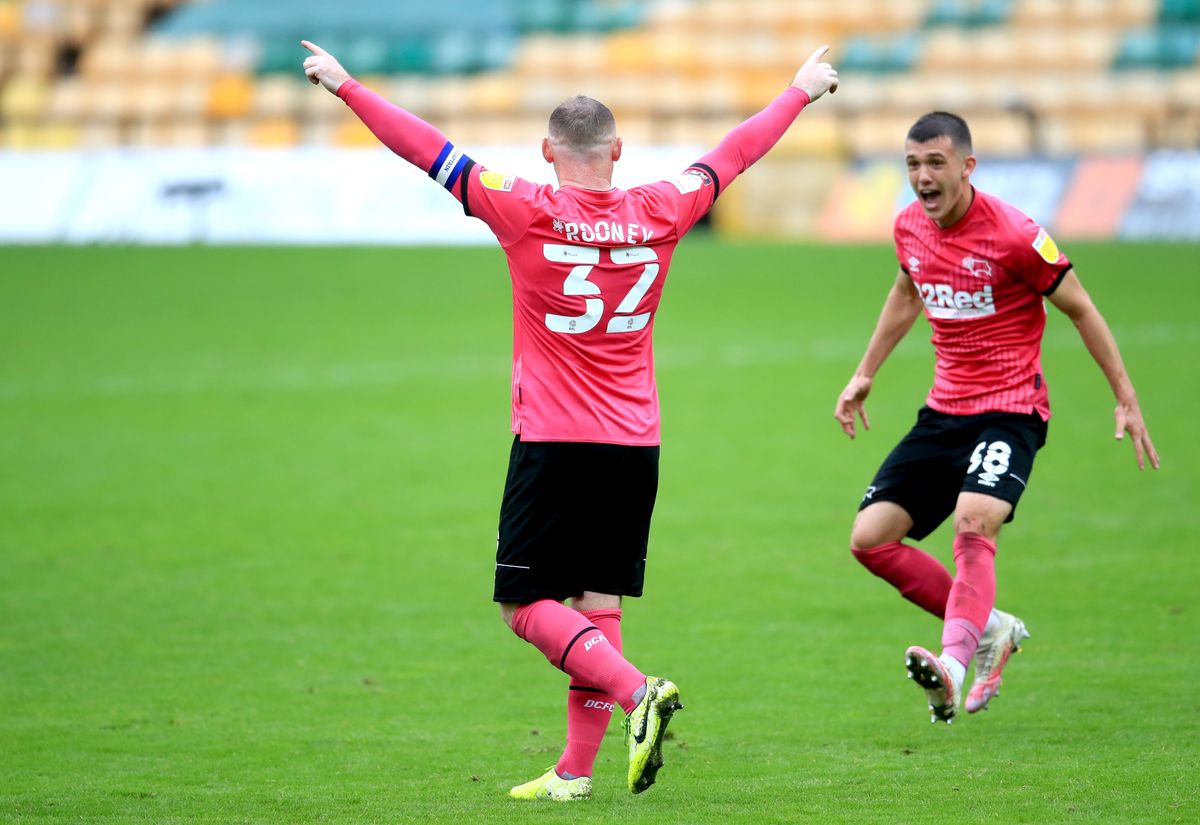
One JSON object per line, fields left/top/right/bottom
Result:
{"left": 693, "top": 45, "right": 839, "bottom": 194}
{"left": 302, "top": 40, "right": 453, "bottom": 174}
{"left": 834, "top": 269, "right": 924, "bottom": 439}
{"left": 1047, "top": 270, "right": 1160, "bottom": 470}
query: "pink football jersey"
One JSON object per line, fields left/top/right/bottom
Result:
{"left": 338, "top": 78, "right": 811, "bottom": 445}
{"left": 458, "top": 168, "right": 715, "bottom": 444}
{"left": 894, "top": 187, "right": 1072, "bottom": 420}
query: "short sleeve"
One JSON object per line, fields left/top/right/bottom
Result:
{"left": 1012, "top": 215, "right": 1072, "bottom": 296}
{"left": 458, "top": 164, "right": 542, "bottom": 246}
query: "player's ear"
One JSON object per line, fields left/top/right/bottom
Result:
{"left": 611, "top": 136, "right": 623, "bottom": 162}
{"left": 962, "top": 153, "right": 976, "bottom": 178}
{"left": 542, "top": 137, "right": 554, "bottom": 164}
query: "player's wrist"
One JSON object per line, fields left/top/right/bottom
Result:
{"left": 786, "top": 86, "right": 812, "bottom": 107}
{"left": 335, "top": 76, "right": 359, "bottom": 99}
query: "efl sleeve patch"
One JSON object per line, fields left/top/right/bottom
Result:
{"left": 668, "top": 172, "right": 704, "bottom": 195}
{"left": 1032, "top": 227, "right": 1061, "bottom": 263}
{"left": 480, "top": 170, "right": 515, "bottom": 192}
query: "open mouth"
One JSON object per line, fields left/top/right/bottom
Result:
{"left": 919, "top": 189, "right": 941, "bottom": 211}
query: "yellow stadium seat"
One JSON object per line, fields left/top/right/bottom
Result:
{"left": 1169, "top": 70, "right": 1200, "bottom": 109}
{"left": 254, "top": 75, "right": 302, "bottom": 119}
{"left": 175, "top": 81, "right": 209, "bottom": 120}
{"left": 1106, "top": 0, "right": 1158, "bottom": 27}
{"left": 0, "top": 75, "right": 50, "bottom": 121}
{"left": 80, "top": 120, "right": 122, "bottom": 148}
{"left": 1041, "top": 114, "right": 1147, "bottom": 153}
{"left": 176, "top": 37, "right": 223, "bottom": 79}
{"left": 131, "top": 81, "right": 177, "bottom": 120}
{"left": 332, "top": 117, "right": 381, "bottom": 148}
{"left": 604, "top": 31, "right": 655, "bottom": 73}
{"left": 0, "top": 2, "right": 20, "bottom": 40}
{"left": 385, "top": 76, "right": 435, "bottom": 119}
{"left": 919, "top": 29, "right": 975, "bottom": 74}
{"left": 80, "top": 37, "right": 137, "bottom": 80}
{"left": 420, "top": 77, "right": 471, "bottom": 118}
{"left": 160, "top": 119, "right": 211, "bottom": 147}
{"left": 15, "top": 37, "right": 58, "bottom": 78}
{"left": 2, "top": 122, "right": 36, "bottom": 150}
{"left": 89, "top": 80, "right": 136, "bottom": 121}
{"left": 46, "top": 77, "right": 89, "bottom": 120}
{"left": 36, "top": 120, "right": 81, "bottom": 148}
{"left": 248, "top": 117, "right": 299, "bottom": 147}
{"left": 971, "top": 111, "right": 1034, "bottom": 155}
{"left": 102, "top": 2, "right": 144, "bottom": 38}
{"left": 775, "top": 111, "right": 843, "bottom": 157}
{"left": 467, "top": 72, "right": 522, "bottom": 116}
{"left": 844, "top": 112, "right": 918, "bottom": 157}
{"left": 206, "top": 73, "right": 253, "bottom": 119}
{"left": 533, "top": 35, "right": 604, "bottom": 78}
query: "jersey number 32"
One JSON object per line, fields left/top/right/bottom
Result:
{"left": 543, "top": 243, "right": 659, "bottom": 335}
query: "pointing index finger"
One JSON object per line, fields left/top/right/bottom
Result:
{"left": 300, "top": 40, "right": 326, "bottom": 55}
{"left": 807, "top": 44, "right": 829, "bottom": 64}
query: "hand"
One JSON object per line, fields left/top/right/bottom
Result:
{"left": 1114, "top": 399, "right": 1160, "bottom": 471}
{"left": 792, "top": 45, "right": 839, "bottom": 101}
{"left": 835, "top": 375, "right": 872, "bottom": 439}
{"left": 301, "top": 40, "right": 351, "bottom": 94}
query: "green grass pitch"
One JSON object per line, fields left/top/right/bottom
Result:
{"left": 2, "top": 239, "right": 1196, "bottom": 824}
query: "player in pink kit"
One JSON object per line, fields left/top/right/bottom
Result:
{"left": 835, "top": 112, "right": 1159, "bottom": 725}
{"left": 302, "top": 41, "right": 839, "bottom": 796}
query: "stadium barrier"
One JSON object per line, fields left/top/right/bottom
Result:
{"left": 2, "top": 148, "right": 1199, "bottom": 244}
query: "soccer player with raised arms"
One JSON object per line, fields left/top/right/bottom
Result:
{"left": 835, "top": 112, "right": 1159, "bottom": 725}
{"left": 302, "top": 40, "right": 839, "bottom": 797}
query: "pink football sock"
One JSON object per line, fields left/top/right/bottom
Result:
{"left": 556, "top": 609, "right": 623, "bottom": 779}
{"left": 941, "top": 532, "right": 997, "bottom": 667}
{"left": 510, "top": 600, "right": 646, "bottom": 713}
{"left": 852, "top": 541, "right": 954, "bottom": 618}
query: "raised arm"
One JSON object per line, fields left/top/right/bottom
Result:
{"left": 302, "top": 40, "right": 454, "bottom": 174}
{"left": 693, "top": 45, "right": 839, "bottom": 194}
{"left": 834, "top": 269, "right": 924, "bottom": 439}
{"left": 1047, "top": 270, "right": 1160, "bottom": 470}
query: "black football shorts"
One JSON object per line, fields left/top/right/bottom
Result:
{"left": 858, "top": 406, "right": 1048, "bottom": 541}
{"left": 493, "top": 436, "right": 659, "bottom": 603}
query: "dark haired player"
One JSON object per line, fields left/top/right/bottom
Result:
{"left": 302, "top": 41, "right": 839, "bottom": 795}
{"left": 835, "top": 111, "right": 1159, "bottom": 724}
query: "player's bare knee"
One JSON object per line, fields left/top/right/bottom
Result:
{"left": 850, "top": 512, "right": 905, "bottom": 552}
{"left": 953, "top": 513, "right": 1001, "bottom": 539}
{"left": 850, "top": 525, "right": 881, "bottom": 554}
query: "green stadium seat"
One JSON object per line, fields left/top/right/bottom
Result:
{"left": 1114, "top": 27, "right": 1200, "bottom": 70}
{"left": 1161, "top": 0, "right": 1200, "bottom": 24}
{"left": 840, "top": 34, "right": 920, "bottom": 73}
{"left": 156, "top": 0, "right": 643, "bottom": 78}
{"left": 385, "top": 37, "right": 435, "bottom": 74}
{"left": 344, "top": 36, "right": 391, "bottom": 76}
{"left": 926, "top": 0, "right": 1011, "bottom": 29}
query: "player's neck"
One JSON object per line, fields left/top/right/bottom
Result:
{"left": 554, "top": 162, "right": 614, "bottom": 192}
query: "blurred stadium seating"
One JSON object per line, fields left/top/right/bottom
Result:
{"left": 1, "top": 0, "right": 1197, "bottom": 154}
{"left": 2, "top": 0, "right": 1198, "bottom": 243}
